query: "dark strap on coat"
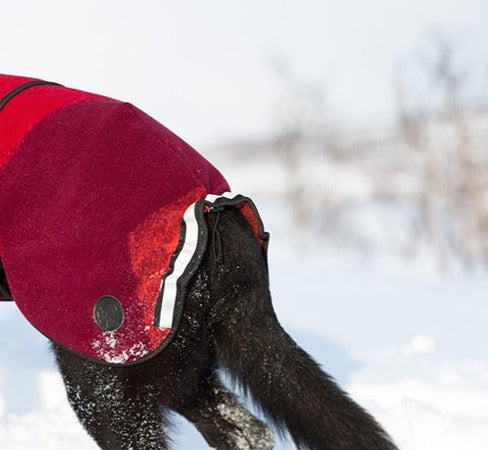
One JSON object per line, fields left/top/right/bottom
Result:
{"left": 0, "top": 79, "right": 62, "bottom": 113}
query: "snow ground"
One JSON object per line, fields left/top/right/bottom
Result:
{"left": 1, "top": 166, "right": 487, "bottom": 449}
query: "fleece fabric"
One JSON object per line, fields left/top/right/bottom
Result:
{"left": 0, "top": 74, "right": 266, "bottom": 364}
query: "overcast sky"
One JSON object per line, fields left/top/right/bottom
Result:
{"left": 1, "top": 0, "right": 487, "bottom": 147}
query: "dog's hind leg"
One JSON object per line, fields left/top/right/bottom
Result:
{"left": 175, "top": 373, "right": 274, "bottom": 450}
{"left": 53, "top": 344, "right": 169, "bottom": 450}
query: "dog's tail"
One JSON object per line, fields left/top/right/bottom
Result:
{"left": 207, "top": 208, "right": 397, "bottom": 450}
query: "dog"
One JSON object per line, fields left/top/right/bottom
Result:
{"left": 0, "top": 75, "right": 397, "bottom": 449}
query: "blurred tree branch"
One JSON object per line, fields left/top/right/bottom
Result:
{"left": 396, "top": 34, "right": 488, "bottom": 268}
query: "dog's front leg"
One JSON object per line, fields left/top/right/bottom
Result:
{"left": 53, "top": 343, "right": 169, "bottom": 450}
{"left": 175, "top": 374, "right": 274, "bottom": 450}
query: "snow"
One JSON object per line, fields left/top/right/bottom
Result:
{"left": 0, "top": 367, "right": 97, "bottom": 449}
{"left": 91, "top": 332, "right": 150, "bottom": 364}
{"left": 213, "top": 386, "right": 275, "bottom": 450}
{"left": 400, "top": 335, "right": 436, "bottom": 355}
{"left": 349, "top": 374, "right": 488, "bottom": 449}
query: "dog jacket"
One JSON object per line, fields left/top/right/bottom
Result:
{"left": 0, "top": 74, "right": 267, "bottom": 365}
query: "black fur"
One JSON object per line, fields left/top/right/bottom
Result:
{"left": 50, "top": 207, "right": 397, "bottom": 449}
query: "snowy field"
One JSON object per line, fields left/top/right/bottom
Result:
{"left": 1, "top": 153, "right": 487, "bottom": 450}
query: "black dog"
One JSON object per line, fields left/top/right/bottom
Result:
{"left": 0, "top": 75, "right": 396, "bottom": 449}
{"left": 50, "top": 208, "right": 397, "bottom": 449}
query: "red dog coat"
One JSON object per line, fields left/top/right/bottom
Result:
{"left": 0, "top": 74, "right": 267, "bottom": 364}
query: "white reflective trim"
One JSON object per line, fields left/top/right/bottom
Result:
{"left": 205, "top": 193, "right": 226, "bottom": 203}
{"left": 204, "top": 193, "right": 222, "bottom": 203}
{"left": 157, "top": 201, "right": 200, "bottom": 328}
{"left": 204, "top": 192, "right": 236, "bottom": 204}
{"left": 157, "top": 192, "right": 239, "bottom": 329}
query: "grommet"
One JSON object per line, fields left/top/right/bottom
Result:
{"left": 93, "top": 295, "right": 124, "bottom": 331}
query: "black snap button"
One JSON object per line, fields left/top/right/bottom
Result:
{"left": 93, "top": 295, "right": 124, "bottom": 331}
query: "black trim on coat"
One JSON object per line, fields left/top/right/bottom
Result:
{"left": 0, "top": 80, "right": 63, "bottom": 113}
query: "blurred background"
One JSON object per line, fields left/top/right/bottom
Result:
{"left": 0, "top": 1, "right": 487, "bottom": 448}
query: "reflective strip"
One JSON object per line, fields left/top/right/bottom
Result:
{"left": 156, "top": 192, "right": 236, "bottom": 329}
{"left": 157, "top": 201, "right": 200, "bottom": 328}
{"left": 205, "top": 192, "right": 236, "bottom": 204}
{"left": 204, "top": 193, "right": 223, "bottom": 203}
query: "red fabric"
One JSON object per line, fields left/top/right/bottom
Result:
{"left": 0, "top": 74, "right": 229, "bottom": 363}
{"left": 238, "top": 202, "right": 266, "bottom": 246}
{"left": 0, "top": 76, "right": 103, "bottom": 170}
